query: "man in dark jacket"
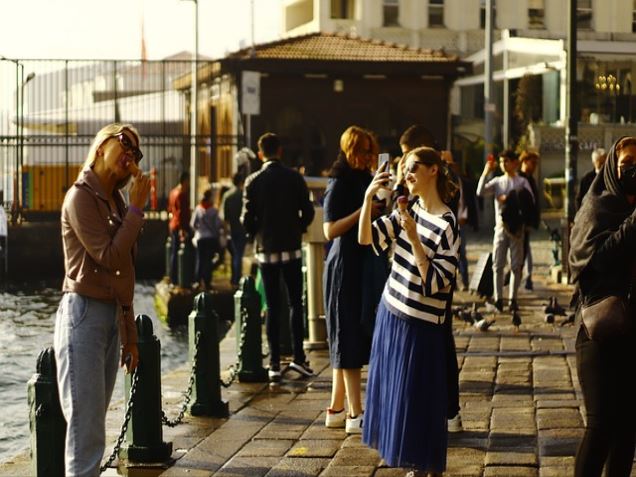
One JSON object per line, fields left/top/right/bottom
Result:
{"left": 519, "top": 151, "right": 540, "bottom": 290}
{"left": 241, "top": 132, "right": 315, "bottom": 382}
{"left": 575, "top": 147, "right": 607, "bottom": 211}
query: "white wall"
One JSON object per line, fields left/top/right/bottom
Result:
{"left": 592, "top": 0, "right": 632, "bottom": 34}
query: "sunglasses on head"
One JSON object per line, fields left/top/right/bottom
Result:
{"left": 115, "top": 133, "right": 143, "bottom": 163}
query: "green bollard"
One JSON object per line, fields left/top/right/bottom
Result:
{"left": 188, "top": 292, "right": 230, "bottom": 417}
{"left": 234, "top": 276, "right": 268, "bottom": 382}
{"left": 164, "top": 235, "right": 172, "bottom": 279}
{"left": 119, "top": 315, "right": 172, "bottom": 463}
{"left": 177, "top": 240, "right": 194, "bottom": 288}
{"left": 27, "top": 347, "right": 66, "bottom": 477}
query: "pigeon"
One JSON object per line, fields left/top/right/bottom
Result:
{"left": 512, "top": 311, "right": 522, "bottom": 328}
{"left": 474, "top": 318, "right": 495, "bottom": 331}
{"left": 544, "top": 314, "right": 555, "bottom": 324}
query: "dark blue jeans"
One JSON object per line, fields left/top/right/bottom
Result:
{"left": 228, "top": 233, "right": 247, "bottom": 286}
{"left": 195, "top": 237, "right": 217, "bottom": 286}
{"left": 260, "top": 258, "right": 305, "bottom": 367}
{"left": 169, "top": 230, "right": 180, "bottom": 284}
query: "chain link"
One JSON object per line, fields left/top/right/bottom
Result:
{"left": 100, "top": 366, "right": 140, "bottom": 474}
{"left": 161, "top": 331, "right": 201, "bottom": 427}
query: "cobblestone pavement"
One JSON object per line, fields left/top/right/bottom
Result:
{"left": 3, "top": 230, "right": 636, "bottom": 476}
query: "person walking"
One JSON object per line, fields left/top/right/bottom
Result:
{"left": 359, "top": 146, "right": 460, "bottom": 476}
{"left": 222, "top": 172, "right": 247, "bottom": 287}
{"left": 54, "top": 123, "right": 150, "bottom": 476}
{"left": 167, "top": 171, "right": 191, "bottom": 285}
{"left": 477, "top": 149, "right": 534, "bottom": 312}
{"left": 322, "top": 126, "right": 388, "bottom": 434}
{"left": 569, "top": 136, "right": 636, "bottom": 477}
{"left": 241, "top": 132, "right": 315, "bottom": 382}
{"left": 519, "top": 151, "right": 540, "bottom": 291}
{"left": 576, "top": 147, "right": 607, "bottom": 211}
{"left": 191, "top": 188, "right": 224, "bottom": 290}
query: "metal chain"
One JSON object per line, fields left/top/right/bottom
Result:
{"left": 161, "top": 331, "right": 201, "bottom": 427}
{"left": 100, "top": 366, "right": 140, "bottom": 474}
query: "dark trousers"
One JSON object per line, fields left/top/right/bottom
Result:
{"left": 575, "top": 326, "right": 636, "bottom": 477}
{"left": 228, "top": 233, "right": 247, "bottom": 286}
{"left": 195, "top": 237, "right": 216, "bottom": 285}
{"left": 444, "top": 286, "right": 460, "bottom": 418}
{"left": 169, "top": 230, "right": 180, "bottom": 284}
{"left": 260, "top": 258, "right": 306, "bottom": 367}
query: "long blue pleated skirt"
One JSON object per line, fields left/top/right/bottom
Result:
{"left": 362, "top": 299, "right": 448, "bottom": 472}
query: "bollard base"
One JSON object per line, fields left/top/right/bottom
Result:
{"left": 238, "top": 368, "right": 268, "bottom": 383}
{"left": 190, "top": 399, "right": 229, "bottom": 418}
{"left": 303, "top": 339, "right": 328, "bottom": 350}
{"left": 119, "top": 441, "right": 173, "bottom": 463}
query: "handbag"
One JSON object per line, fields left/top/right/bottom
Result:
{"left": 581, "top": 295, "right": 632, "bottom": 343}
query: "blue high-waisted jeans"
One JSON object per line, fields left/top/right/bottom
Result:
{"left": 54, "top": 293, "right": 120, "bottom": 477}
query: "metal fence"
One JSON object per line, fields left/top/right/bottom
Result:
{"left": 0, "top": 58, "right": 240, "bottom": 220}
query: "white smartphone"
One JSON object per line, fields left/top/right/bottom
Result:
{"left": 378, "top": 153, "right": 390, "bottom": 171}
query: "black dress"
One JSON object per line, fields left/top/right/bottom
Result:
{"left": 323, "top": 166, "right": 388, "bottom": 368}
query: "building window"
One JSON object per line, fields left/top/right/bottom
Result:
{"left": 429, "top": 0, "right": 444, "bottom": 28}
{"left": 528, "top": 0, "right": 544, "bottom": 29}
{"left": 480, "top": 0, "right": 497, "bottom": 29}
{"left": 383, "top": 0, "right": 399, "bottom": 26}
{"left": 632, "top": 0, "right": 636, "bottom": 33}
{"left": 331, "top": 0, "right": 355, "bottom": 19}
{"left": 577, "top": 0, "right": 592, "bottom": 30}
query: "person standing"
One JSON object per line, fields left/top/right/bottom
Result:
{"left": 395, "top": 124, "right": 464, "bottom": 433}
{"left": 222, "top": 172, "right": 247, "bottom": 287}
{"left": 569, "top": 136, "right": 636, "bottom": 477}
{"left": 477, "top": 150, "right": 534, "bottom": 312}
{"left": 55, "top": 123, "right": 150, "bottom": 476}
{"left": 322, "top": 126, "right": 388, "bottom": 434}
{"left": 241, "top": 132, "right": 315, "bottom": 381}
{"left": 191, "top": 188, "right": 224, "bottom": 290}
{"left": 519, "top": 151, "right": 540, "bottom": 291}
{"left": 167, "top": 171, "right": 191, "bottom": 285}
{"left": 576, "top": 147, "right": 607, "bottom": 211}
{"left": 359, "top": 147, "right": 460, "bottom": 475}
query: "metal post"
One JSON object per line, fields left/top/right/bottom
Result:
{"left": 188, "top": 292, "right": 230, "bottom": 417}
{"left": 64, "top": 61, "right": 69, "bottom": 194}
{"left": 483, "top": 0, "right": 495, "bottom": 161}
{"left": 235, "top": 276, "right": 268, "bottom": 382}
{"left": 189, "top": 0, "right": 199, "bottom": 209}
{"left": 27, "top": 348, "right": 66, "bottom": 477}
{"left": 303, "top": 205, "right": 327, "bottom": 350}
{"left": 120, "top": 315, "right": 172, "bottom": 462}
{"left": 563, "top": 0, "right": 578, "bottom": 280}
{"left": 502, "top": 32, "right": 510, "bottom": 148}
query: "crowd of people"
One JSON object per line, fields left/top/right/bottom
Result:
{"left": 54, "top": 120, "right": 635, "bottom": 477}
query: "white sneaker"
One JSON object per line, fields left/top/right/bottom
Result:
{"left": 448, "top": 413, "right": 463, "bottom": 433}
{"left": 345, "top": 413, "right": 363, "bottom": 434}
{"left": 324, "top": 408, "right": 346, "bottom": 428}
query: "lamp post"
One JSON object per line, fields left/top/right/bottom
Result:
{"left": 1, "top": 56, "right": 23, "bottom": 224}
{"left": 182, "top": 0, "right": 199, "bottom": 208}
{"left": 20, "top": 72, "right": 35, "bottom": 215}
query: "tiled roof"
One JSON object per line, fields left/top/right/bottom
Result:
{"left": 225, "top": 32, "right": 459, "bottom": 63}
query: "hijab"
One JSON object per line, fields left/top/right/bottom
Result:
{"left": 569, "top": 136, "right": 635, "bottom": 283}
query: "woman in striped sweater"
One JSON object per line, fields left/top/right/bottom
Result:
{"left": 358, "top": 146, "right": 460, "bottom": 476}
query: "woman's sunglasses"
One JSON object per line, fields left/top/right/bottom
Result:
{"left": 115, "top": 133, "right": 143, "bottom": 163}
{"left": 405, "top": 160, "right": 430, "bottom": 174}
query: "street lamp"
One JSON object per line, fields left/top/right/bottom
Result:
{"left": 181, "top": 0, "right": 199, "bottom": 208}
{"left": 19, "top": 72, "right": 35, "bottom": 217}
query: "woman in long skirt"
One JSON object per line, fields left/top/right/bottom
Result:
{"left": 358, "top": 146, "right": 460, "bottom": 476}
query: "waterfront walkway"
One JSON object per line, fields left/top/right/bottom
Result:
{"left": 1, "top": 230, "right": 625, "bottom": 476}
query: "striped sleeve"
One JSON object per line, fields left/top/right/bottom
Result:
{"left": 371, "top": 211, "right": 400, "bottom": 255}
{"left": 423, "top": 215, "right": 460, "bottom": 296}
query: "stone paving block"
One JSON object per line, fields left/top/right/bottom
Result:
{"left": 300, "top": 423, "right": 347, "bottom": 440}
{"left": 485, "top": 450, "right": 538, "bottom": 466}
{"left": 287, "top": 440, "right": 341, "bottom": 458}
{"left": 459, "top": 380, "right": 495, "bottom": 394}
{"left": 491, "top": 395, "right": 533, "bottom": 407}
{"left": 248, "top": 392, "right": 298, "bottom": 412}
{"left": 535, "top": 399, "right": 580, "bottom": 409}
{"left": 488, "top": 435, "right": 537, "bottom": 451}
{"left": 160, "top": 466, "right": 213, "bottom": 476}
{"left": 256, "top": 422, "right": 307, "bottom": 440}
{"left": 468, "top": 336, "right": 501, "bottom": 352}
{"left": 341, "top": 435, "right": 366, "bottom": 448}
{"left": 500, "top": 336, "right": 531, "bottom": 351}
{"left": 483, "top": 466, "right": 538, "bottom": 477}
{"left": 462, "top": 356, "right": 497, "bottom": 370}
{"left": 533, "top": 392, "right": 575, "bottom": 402}
{"left": 531, "top": 338, "right": 563, "bottom": 352}
{"left": 169, "top": 445, "right": 227, "bottom": 473}
{"left": 448, "top": 431, "right": 489, "bottom": 450}
{"left": 491, "top": 408, "right": 536, "bottom": 432}
{"left": 538, "top": 429, "right": 583, "bottom": 457}
{"left": 446, "top": 447, "right": 486, "bottom": 467}
{"left": 536, "top": 408, "right": 583, "bottom": 430}
{"left": 235, "top": 439, "right": 294, "bottom": 457}
{"left": 215, "top": 456, "right": 281, "bottom": 477}
{"left": 540, "top": 456, "right": 575, "bottom": 467}
{"left": 319, "top": 465, "right": 375, "bottom": 476}
{"left": 539, "top": 466, "right": 575, "bottom": 477}
{"left": 330, "top": 447, "right": 381, "bottom": 467}
{"left": 265, "top": 457, "right": 331, "bottom": 477}
{"left": 373, "top": 469, "right": 413, "bottom": 477}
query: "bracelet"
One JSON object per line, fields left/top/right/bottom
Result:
{"left": 129, "top": 205, "right": 144, "bottom": 217}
